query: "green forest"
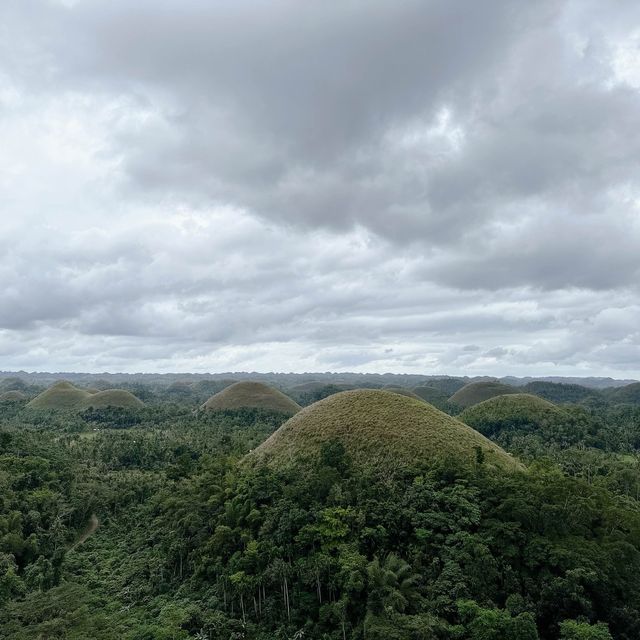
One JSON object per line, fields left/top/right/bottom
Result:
{"left": 2, "top": 376, "right": 640, "bottom": 639}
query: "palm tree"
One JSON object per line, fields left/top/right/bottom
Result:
{"left": 366, "top": 553, "right": 420, "bottom": 616}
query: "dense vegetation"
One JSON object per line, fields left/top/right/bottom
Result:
{"left": 2, "top": 377, "right": 640, "bottom": 639}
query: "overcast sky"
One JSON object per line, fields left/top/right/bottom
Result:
{"left": 1, "top": 0, "right": 639, "bottom": 376}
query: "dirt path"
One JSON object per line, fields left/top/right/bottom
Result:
{"left": 70, "top": 514, "right": 100, "bottom": 550}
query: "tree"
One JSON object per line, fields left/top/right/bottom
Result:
{"left": 559, "top": 620, "right": 613, "bottom": 640}
{"left": 457, "top": 600, "right": 539, "bottom": 640}
{"left": 366, "top": 553, "right": 420, "bottom": 617}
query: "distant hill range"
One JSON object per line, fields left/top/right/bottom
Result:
{"left": 0, "top": 370, "right": 635, "bottom": 391}
{"left": 499, "top": 376, "right": 637, "bottom": 389}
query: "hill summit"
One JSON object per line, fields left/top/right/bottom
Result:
{"left": 26, "top": 381, "right": 92, "bottom": 410}
{"left": 449, "top": 381, "right": 518, "bottom": 408}
{"left": 249, "top": 389, "right": 520, "bottom": 472}
{"left": 201, "top": 381, "right": 301, "bottom": 415}
{"left": 460, "top": 393, "right": 567, "bottom": 437}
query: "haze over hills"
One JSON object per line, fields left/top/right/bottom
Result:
{"left": 501, "top": 376, "right": 637, "bottom": 390}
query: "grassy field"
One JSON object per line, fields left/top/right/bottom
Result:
{"left": 201, "top": 380, "right": 301, "bottom": 415}
{"left": 250, "top": 389, "right": 522, "bottom": 472}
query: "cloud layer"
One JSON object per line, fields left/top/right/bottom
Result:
{"left": 0, "top": 0, "right": 639, "bottom": 375}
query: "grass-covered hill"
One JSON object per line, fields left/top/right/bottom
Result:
{"left": 289, "top": 381, "right": 352, "bottom": 393}
{"left": 381, "top": 386, "right": 427, "bottom": 402}
{"left": 449, "top": 381, "right": 518, "bottom": 408}
{"left": 288, "top": 382, "right": 355, "bottom": 407}
{"left": 26, "top": 381, "right": 92, "bottom": 410}
{"left": 166, "top": 380, "right": 193, "bottom": 395}
{"left": 522, "top": 380, "right": 598, "bottom": 404}
{"left": 418, "top": 377, "right": 468, "bottom": 396}
{"left": 77, "top": 389, "right": 144, "bottom": 410}
{"left": 0, "top": 390, "right": 28, "bottom": 402}
{"left": 412, "top": 385, "right": 453, "bottom": 411}
{"left": 201, "top": 380, "right": 301, "bottom": 415}
{"left": 0, "top": 377, "right": 30, "bottom": 392}
{"left": 460, "top": 393, "right": 568, "bottom": 438}
{"left": 250, "top": 389, "right": 521, "bottom": 472}
{"left": 192, "top": 378, "right": 237, "bottom": 398}
{"left": 610, "top": 382, "right": 640, "bottom": 405}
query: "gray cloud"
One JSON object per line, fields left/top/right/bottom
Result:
{"left": 0, "top": 0, "right": 639, "bottom": 375}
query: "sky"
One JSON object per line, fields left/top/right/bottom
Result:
{"left": 0, "top": 0, "right": 639, "bottom": 377}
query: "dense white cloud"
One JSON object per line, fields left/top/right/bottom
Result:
{"left": 0, "top": 0, "right": 638, "bottom": 375}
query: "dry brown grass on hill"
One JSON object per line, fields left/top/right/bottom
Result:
{"left": 449, "top": 381, "right": 519, "bottom": 408}
{"left": 249, "top": 389, "right": 522, "bottom": 473}
{"left": 201, "top": 381, "right": 301, "bottom": 415}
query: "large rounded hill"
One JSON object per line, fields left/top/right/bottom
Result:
{"left": 26, "top": 381, "right": 92, "bottom": 410}
{"left": 78, "top": 389, "right": 144, "bottom": 410}
{"left": 249, "top": 390, "right": 520, "bottom": 472}
{"left": 201, "top": 381, "right": 301, "bottom": 415}
{"left": 460, "top": 394, "right": 567, "bottom": 437}
{"left": 449, "top": 381, "right": 518, "bottom": 409}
